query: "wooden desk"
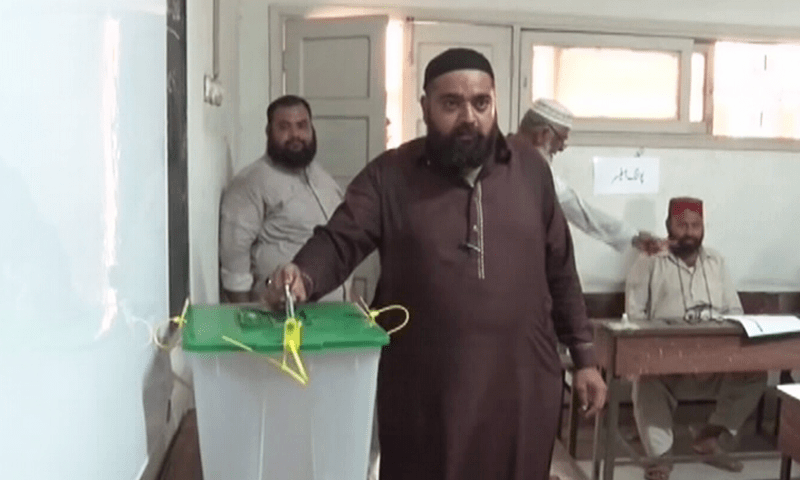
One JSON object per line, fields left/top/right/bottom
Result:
{"left": 777, "top": 384, "right": 800, "bottom": 480}
{"left": 591, "top": 319, "right": 800, "bottom": 480}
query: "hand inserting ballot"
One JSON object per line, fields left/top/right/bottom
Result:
{"left": 264, "top": 263, "right": 308, "bottom": 310}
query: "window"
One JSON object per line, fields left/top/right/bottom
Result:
{"left": 272, "top": 5, "right": 800, "bottom": 145}
{"left": 713, "top": 41, "right": 800, "bottom": 139}
{"left": 520, "top": 30, "right": 800, "bottom": 142}
{"left": 520, "top": 31, "right": 702, "bottom": 133}
{"left": 690, "top": 51, "right": 706, "bottom": 123}
{"left": 531, "top": 45, "right": 680, "bottom": 120}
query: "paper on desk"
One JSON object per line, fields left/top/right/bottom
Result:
{"left": 724, "top": 315, "right": 800, "bottom": 337}
{"left": 777, "top": 384, "right": 800, "bottom": 400}
{"left": 606, "top": 320, "right": 641, "bottom": 330}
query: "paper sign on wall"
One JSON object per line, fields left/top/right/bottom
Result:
{"left": 593, "top": 156, "right": 659, "bottom": 195}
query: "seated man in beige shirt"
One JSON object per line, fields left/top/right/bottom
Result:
{"left": 625, "top": 197, "right": 766, "bottom": 480}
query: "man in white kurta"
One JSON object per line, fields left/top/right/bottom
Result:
{"left": 625, "top": 197, "right": 765, "bottom": 479}
{"left": 513, "top": 98, "right": 662, "bottom": 254}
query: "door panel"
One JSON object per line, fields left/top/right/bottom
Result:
{"left": 284, "top": 15, "right": 388, "bottom": 303}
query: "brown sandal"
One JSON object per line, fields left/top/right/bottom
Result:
{"left": 643, "top": 462, "right": 672, "bottom": 480}
{"left": 699, "top": 452, "right": 744, "bottom": 472}
{"left": 691, "top": 428, "right": 744, "bottom": 472}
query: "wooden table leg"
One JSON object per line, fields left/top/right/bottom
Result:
{"left": 777, "top": 370, "right": 795, "bottom": 437}
{"left": 592, "top": 369, "right": 619, "bottom": 480}
{"left": 602, "top": 377, "right": 621, "bottom": 480}
{"left": 557, "top": 371, "right": 566, "bottom": 442}
{"left": 756, "top": 396, "right": 765, "bottom": 435}
{"left": 780, "top": 454, "right": 791, "bottom": 480}
{"left": 569, "top": 378, "right": 580, "bottom": 458}
{"left": 591, "top": 401, "right": 603, "bottom": 480}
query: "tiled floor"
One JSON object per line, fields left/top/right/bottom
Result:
{"left": 563, "top": 398, "right": 800, "bottom": 480}
{"left": 163, "top": 398, "right": 800, "bottom": 480}
{"left": 574, "top": 458, "right": 800, "bottom": 480}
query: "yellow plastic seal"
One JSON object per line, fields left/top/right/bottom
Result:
{"left": 283, "top": 317, "right": 302, "bottom": 352}
{"left": 219, "top": 285, "right": 309, "bottom": 385}
{"left": 281, "top": 315, "right": 309, "bottom": 385}
{"left": 221, "top": 328, "right": 309, "bottom": 386}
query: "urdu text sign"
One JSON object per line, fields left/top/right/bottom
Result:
{"left": 593, "top": 156, "right": 659, "bottom": 195}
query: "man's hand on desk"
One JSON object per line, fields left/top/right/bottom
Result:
{"left": 574, "top": 367, "right": 607, "bottom": 418}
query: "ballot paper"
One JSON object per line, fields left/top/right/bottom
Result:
{"left": 724, "top": 315, "right": 800, "bottom": 338}
{"left": 606, "top": 321, "right": 641, "bottom": 331}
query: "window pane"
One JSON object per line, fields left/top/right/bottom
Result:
{"left": 714, "top": 41, "right": 800, "bottom": 138}
{"left": 690, "top": 52, "right": 705, "bottom": 122}
{"left": 531, "top": 46, "right": 679, "bottom": 119}
{"left": 531, "top": 46, "right": 557, "bottom": 102}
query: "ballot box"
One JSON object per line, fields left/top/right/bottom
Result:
{"left": 183, "top": 302, "right": 389, "bottom": 480}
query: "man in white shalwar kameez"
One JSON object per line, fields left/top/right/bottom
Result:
{"left": 514, "top": 98, "right": 663, "bottom": 254}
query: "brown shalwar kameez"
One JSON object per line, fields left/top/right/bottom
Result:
{"left": 293, "top": 133, "right": 597, "bottom": 480}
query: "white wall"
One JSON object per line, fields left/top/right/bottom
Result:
{"left": 0, "top": 0, "right": 170, "bottom": 478}
{"left": 236, "top": 0, "right": 800, "bottom": 162}
{"left": 237, "top": 0, "right": 271, "bottom": 172}
{"left": 555, "top": 147, "right": 800, "bottom": 292}
{"left": 225, "top": 0, "right": 800, "bottom": 294}
{"left": 187, "top": 0, "right": 241, "bottom": 303}
{"left": 242, "top": 0, "right": 800, "bottom": 28}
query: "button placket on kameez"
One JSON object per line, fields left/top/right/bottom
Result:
{"left": 671, "top": 255, "right": 700, "bottom": 303}
{"left": 464, "top": 181, "right": 486, "bottom": 280}
{"left": 303, "top": 168, "right": 331, "bottom": 222}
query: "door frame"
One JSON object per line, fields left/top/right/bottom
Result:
{"left": 268, "top": 6, "right": 520, "bottom": 118}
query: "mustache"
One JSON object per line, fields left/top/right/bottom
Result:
{"left": 676, "top": 235, "right": 700, "bottom": 243}
{"left": 669, "top": 234, "right": 702, "bottom": 255}
{"left": 267, "top": 131, "right": 317, "bottom": 169}
{"left": 669, "top": 236, "right": 701, "bottom": 246}
{"left": 453, "top": 123, "right": 478, "bottom": 136}
{"left": 424, "top": 121, "right": 498, "bottom": 175}
{"left": 452, "top": 124, "right": 484, "bottom": 145}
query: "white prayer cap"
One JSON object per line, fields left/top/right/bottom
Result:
{"left": 528, "top": 98, "right": 574, "bottom": 130}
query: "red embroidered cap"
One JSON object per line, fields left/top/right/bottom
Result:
{"left": 669, "top": 196, "right": 703, "bottom": 217}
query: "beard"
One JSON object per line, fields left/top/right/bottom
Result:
{"left": 268, "top": 131, "right": 317, "bottom": 169}
{"left": 669, "top": 234, "right": 703, "bottom": 257}
{"left": 425, "top": 121, "right": 498, "bottom": 176}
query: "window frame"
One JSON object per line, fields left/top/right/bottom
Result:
{"left": 267, "top": 4, "right": 800, "bottom": 151}
{"left": 519, "top": 30, "right": 702, "bottom": 134}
